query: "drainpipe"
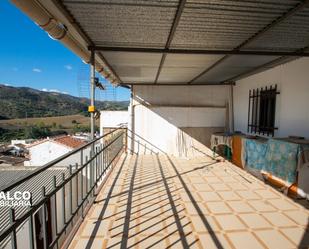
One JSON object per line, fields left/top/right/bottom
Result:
{"left": 11, "top": 0, "right": 118, "bottom": 84}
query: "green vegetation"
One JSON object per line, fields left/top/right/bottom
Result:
{"left": 73, "top": 124, "right": 99, "bottom": 133}
{"left": 0, "top": 125, "right": 67, "bottom": 142}
{"left": 0, "top": 84, "right": 129, "bottom": 120}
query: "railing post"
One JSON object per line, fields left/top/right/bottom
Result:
{"left": 125, "top": 128, "right": 128, "bottom": 153}
{"left": 41, "top": 187, "right": 48, "bottom": 249}
{"left": 28, "top": 195, "right": 34, "bottom": 249}
{"left": 9, "top": 208, "right": 17, "bottom": 249}
{"left": 61, "top": 173, "right": 66, "bottom": 227}
{"left": 52, "top": 176, "right": 58, "bottom": 249}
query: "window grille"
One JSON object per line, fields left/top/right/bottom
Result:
{"left": 248, "top": 84, "right": 280, "bottom": 137}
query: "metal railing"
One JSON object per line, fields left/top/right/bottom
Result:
{"left": 0, "top": 127, "right": 126, "bottom": 249}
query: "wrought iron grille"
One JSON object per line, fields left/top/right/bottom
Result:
{"left": 248, "top": 85, "right": 280, "bottom": 137}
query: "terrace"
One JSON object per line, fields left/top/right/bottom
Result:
{"left": 1, "top": 0, "right": 309, "bottom": 248}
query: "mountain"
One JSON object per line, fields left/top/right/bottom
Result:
{"left": 0, "top": 84, "right": 129, "bottom": 119}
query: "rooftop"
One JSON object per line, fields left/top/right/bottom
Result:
{"left": 27, "top": 135, "right": 87, "bottom": 149}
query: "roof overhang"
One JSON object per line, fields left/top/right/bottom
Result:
{"left": 11, "top": 0, "right": 309, "bottom": 86}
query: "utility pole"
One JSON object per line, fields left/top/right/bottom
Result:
{"left": 90, "top": 49, "right": 95, "bottom": 140}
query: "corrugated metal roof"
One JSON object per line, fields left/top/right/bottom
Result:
{"left": 0, "top": 168, "right": 69, "bottom": 236}
{"left": 49, "top": 0, "right": 309, "bottom": 84}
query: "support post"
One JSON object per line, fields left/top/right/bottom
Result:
{"left": 90, "top": 49, "right": 95, "bottom": 140}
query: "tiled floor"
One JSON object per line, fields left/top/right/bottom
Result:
{"left": 68, "top": 154, "right": 309, "bottom": 249}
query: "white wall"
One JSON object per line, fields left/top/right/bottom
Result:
{"left": 129, "top": 85, "right": 231, "bottom": 157}
{"left": 100, "top": 111, "right": 128, "bottom": 136}
{"left": 25, "top": 141, "right": 71, "bottom": 166}
{"left": 234, "top": 57, "right": 309, "bottom": 138}
{"left": 25, "top": 141, "right": 91, "bottom": 167}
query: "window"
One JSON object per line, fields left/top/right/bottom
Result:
{"left": 248, "top": 85, "right": 279, "bottom": 136}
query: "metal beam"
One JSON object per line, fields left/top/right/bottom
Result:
{"left": 188, "top": 0, "right": 309, "bottom": 84}
{"left": 154, "top": 0, "right": 186, "bottom": 84}
{"left": 119, "top": 82, "right": 235, "bottom": 86}
{"left": 87, "top": 46, "right": 309, "bottom": 57}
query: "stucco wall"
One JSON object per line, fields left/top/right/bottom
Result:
{"left": 25, "top": 141, "right": 71, "bottom": 166}
{"left": 25, "top": 141, "right": 91, "bottom": 167}
{"left": 129, "top": 85, "right": 231, "bottom": 157}
{"left": 100, "top": 111, "right": 129, "bottom": 136}
{"left": 234, "top": 57, "right": 309, "bottom": 138}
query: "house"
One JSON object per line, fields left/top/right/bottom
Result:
{"left": 99, "top": 110, "right": 128, "bottom": 135}
{"left": 11, "top": 139, "right": 34, "bottom": 146}
{"left": 24, "top": 136, "right": 87, "bottom": 167}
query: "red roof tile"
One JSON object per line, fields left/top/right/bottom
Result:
{"left": 53, "top": 136, "right": 87, "bottom": 149}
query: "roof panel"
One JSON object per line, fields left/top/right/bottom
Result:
{"left": 158, "top": 54, "right": 223, "bottom": 83}
{"left": 103, "top": 51, "right": 162, "bottom": 82}
{"left": 243, "top": 7, "right": 309, "bottom": 51}
{"left": 193, "top": 55, "right": 280, "bottom": 83}
{"left": 63, "top": 0, "right": 178, "bottom": 48}
{"left": 170, "top": 0, "right": 300, "bottom": 50}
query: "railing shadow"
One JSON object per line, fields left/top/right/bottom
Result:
{"left": 81, "top": 131, "right": 225, "bottom": 249}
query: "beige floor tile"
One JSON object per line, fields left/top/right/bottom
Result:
{"left": 89, "top": 204, "right": 117, "bottom": 220}
{"left": 281, "top": 227, "right": 309, "bottom": 247}
{"left": 248, "top": 200, "right": 277, "bottom": 212}
{"left": 109, "top": 217, "right": 137, "bottom": 237}
{"left": 206, "top": 202, "right": 232, "bottom": 214}
{"left": 189, "top": 176, "right": 206, "bottom": 184}
{"left": 183, "top": 202, "right": 209, "bottom": 215}
{"left": 193, "top": 183, "right": 213, "bottom": 191}
{"left": 164, "top": 215, "right": 192, "bottom": 235}
{"left": 254, "top": 189, "right": 280, "bottom": 199}
{"left": 70, "top": 238, "right": 104, "bottom": 249}
{"left": 167, "top": 234, "right": 199, "bottom": 248}
{"left": 190, "top": 215, "right": 220, "bottom": 233}
{"left": 80, "top": 219, "right": 111, "bottom": 237}
{"left": 227, "top": 182, "right": 247, "bottom": 191}
{"left": 227, "top": 201, "right": 255, "bottom": 213}
{"left": 255, "top": 229, "right": 295, "bottom": 249}
{"left": 237, "top": 190, "right": 261, "bottom": 200}
{"left": 215, "top": 214, "right": 246, "bottom": 231}
{"left": 105, "top": 236, "right": 136, "bottom": 249}
{"left": 199, "top": 191, "right": 222, "bottom": 202}
{"left": 136, "top": 216, "right": 165, "bottom": 236}
{"left": 219, "top": 176, "right": 238, "bottom": 183}
{"left": 134, "top": 235, "right": 167, "bottom": 248}
{"left": 239, "top": 213, "right": 272, "bottom": 229}
{"left": 262, "top": 212, "right": 297, "bottom": 227}
{"left": 227, "top": 232, "right": 264, "bottom": 249}
{"left": 209, "top": 183, "right": 231, "bottom": 191}
{"left": 267, "top": 199, "right": 298, "bottom": 211}
{"left": 198, "top": 233, "right": 232, "bottom": 249}
{"left": 218, "top": 191, "right": 241, "bottom": 201}
{"left": 204, "top": 176, "right": 222, "bottom": 183}
{"left": 284, "top": 210, "right": 309, "bottom": 226}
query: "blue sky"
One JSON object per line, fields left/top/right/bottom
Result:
{"left": 0, "top": 0, "right": 130, "bottom": 101}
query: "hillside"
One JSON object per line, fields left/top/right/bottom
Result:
{"left": 0, "top": 84, "right": 129, "bottom": 120}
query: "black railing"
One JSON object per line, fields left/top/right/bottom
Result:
{"left": 0, "top": 127, "right": 126, "bottom": 249}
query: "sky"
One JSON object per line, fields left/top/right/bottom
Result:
{"left": 0, "top": 0, "right": 130, "bottom": 101}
